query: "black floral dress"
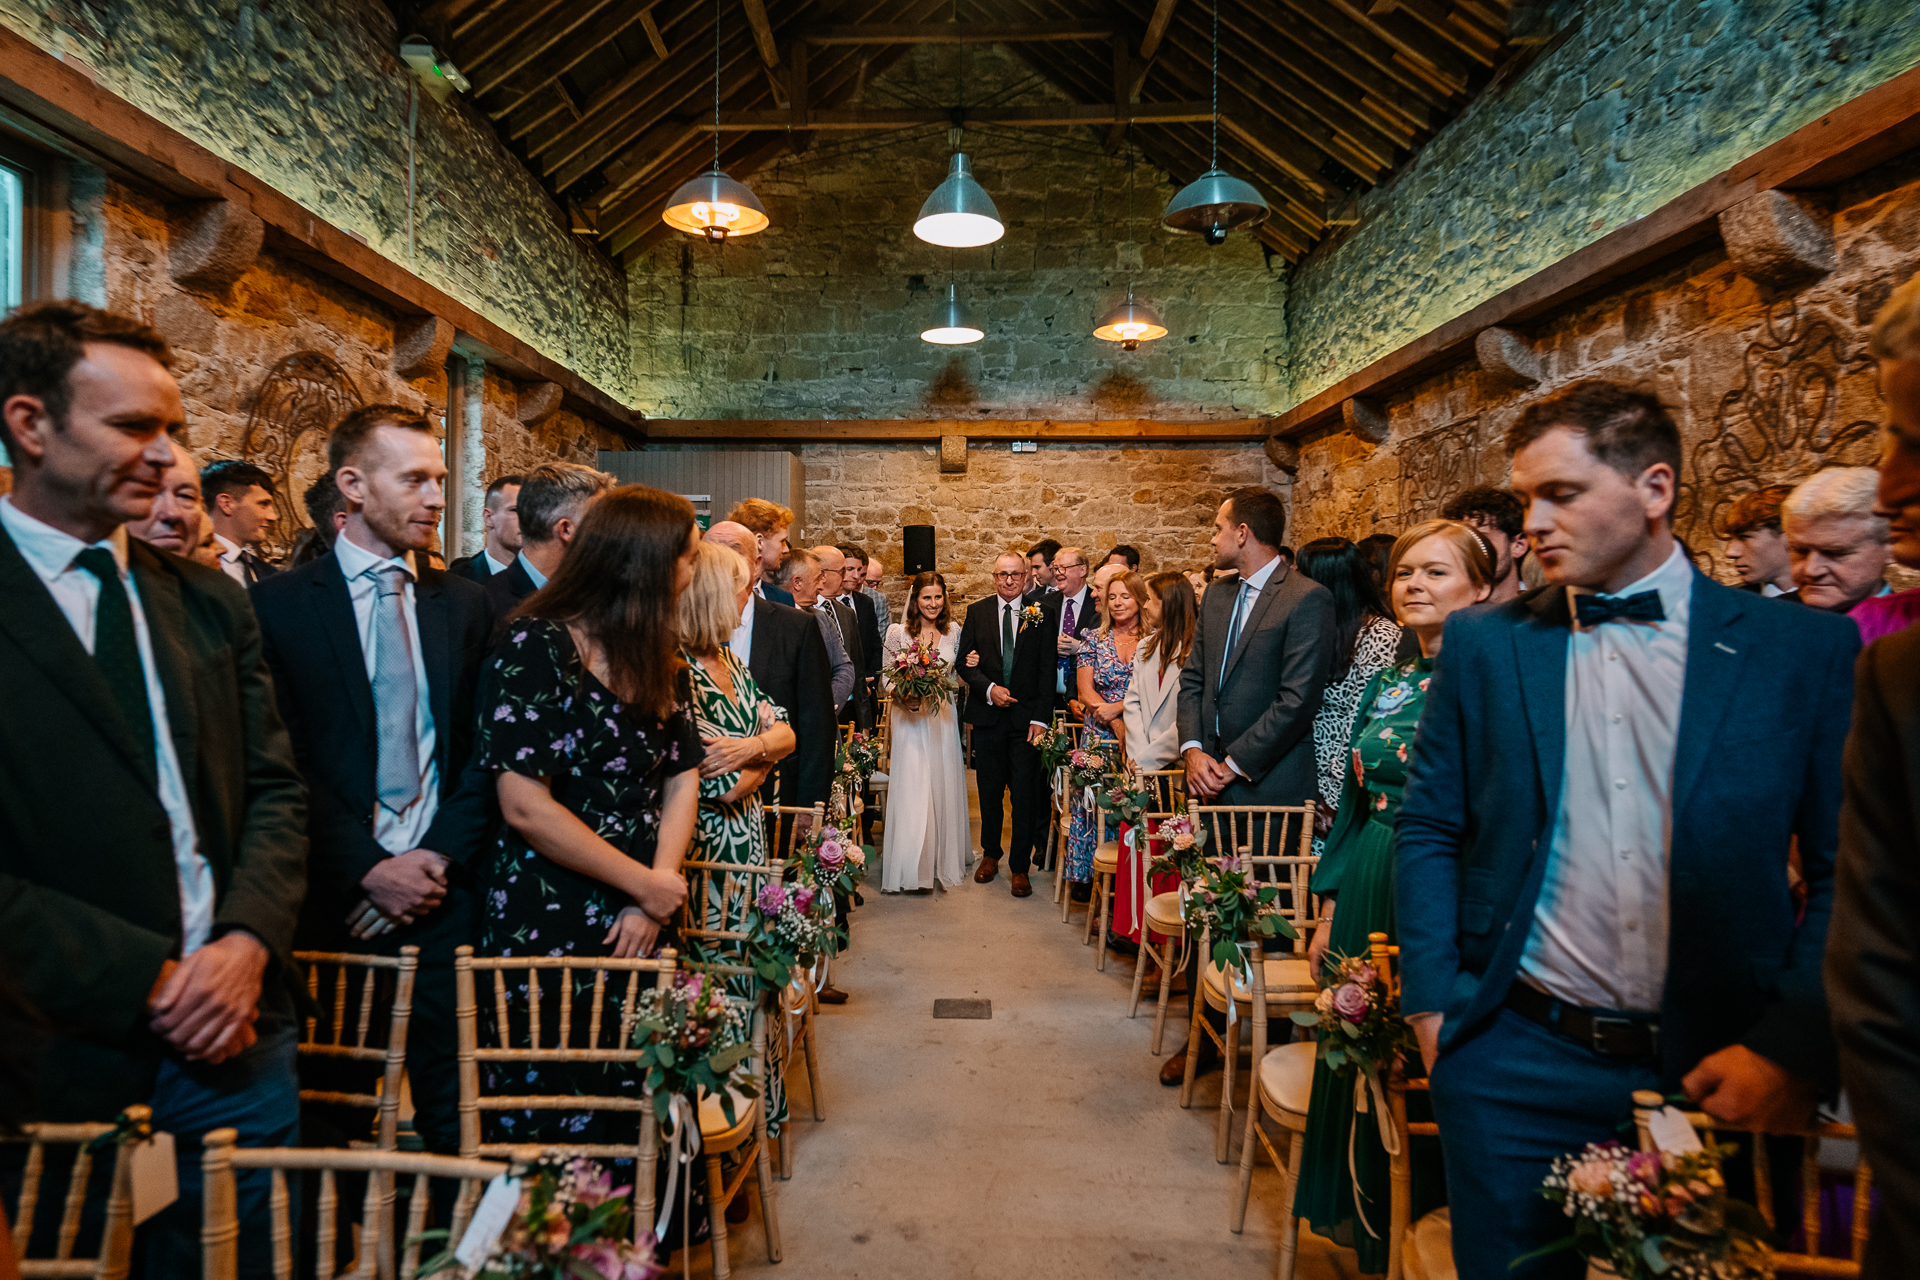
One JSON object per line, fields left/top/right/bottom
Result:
{"left": 474, "top": 618, "right": 705, "bottom": 1149}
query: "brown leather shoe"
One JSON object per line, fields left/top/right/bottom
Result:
{"left": 817, "top": 984, "right": 849, "bottom": 1005}
{"left": 974, "top": 855, "right": 1000, "bottom": 884}
{"left": 1010, "top": 872, "right": 1032, "bottom": 897}
{"left": 1160, "top": 1038, "right": 1218, "bottom": 1086}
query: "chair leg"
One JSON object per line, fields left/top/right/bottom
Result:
{"left": 1151, "top": 937, "right": 1177, "bottom": 1054}
{"left": 1232, "top": 1078, "right": 1263, "bottom": 1233}
{"left": 704, "top": 1153, "right": 731, "bottom": 1280}
{"left": 1277, "top": 1129, "right": 1302, "bottom": 1280}
{"left": 755, "top": 1111, "right": 783, "bottom": 1263}
{"left": 778, "top": 1128, "right": 793, "bottom": 1181}
{"left": 1128, "top": 927, "right": 1152, "bottom": 1017}
{"left": 1217, "top": 1015, "right": 1241, "bottom": 1164}
{"left": 1179, "top": 997, "right": 1203, "bottom": 1108}
{"left": 1082, "top": 871, "right": 1100, "bottom": 947}
{"left": 1094, "top": 874, "right": 1113, "bottom": 969}
{"left": 802, "top": 1019, "right": 824, "bottom": 1122}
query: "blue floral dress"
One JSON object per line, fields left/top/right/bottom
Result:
{"left": 474, "top": 618, "right": 705, "bottom": 1148}
{"left": 1066, "top": 629, "right": 1135, "bottom": 883}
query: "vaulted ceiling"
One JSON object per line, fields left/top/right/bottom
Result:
{"left": 398, "top": 0, "right": 1547, "bottom": 265}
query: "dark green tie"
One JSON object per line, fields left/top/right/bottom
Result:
{"left": 73, "top": 547, "right": 156, "bottom": 779}
{"left": 1001, "top": 601, "right": 1016, "bottom": 685}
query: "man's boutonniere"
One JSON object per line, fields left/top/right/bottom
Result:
{"left": 1019, "top": 603, "right": 1045, "bottom": 630}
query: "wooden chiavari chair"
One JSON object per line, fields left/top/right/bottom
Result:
{"left": 765, "top": 801, "right": 830, "bottom": 1023}
{"left": 1124, "top": 770, "right": 1189, "bottom": 1044}
{"left": 1086, "top": 767, "right": 1184, "bottom": 972}
{"left": 199, "top": 1128, "right": 508, "bottom": 1280}
{"left": 1178, "top": 803, "right": 1319, "bottom": 1165}
{"left": 294, "top": 948, "right": 418, "bottom": 1151}
{"left": 867, "top": 697, "right": 891, "bottom": 826}
{"left": 3, "top": 1107, "right": 140, "bottom": 1280}
{"left": 1055, "top": 721, "right": 1101, "bottom": 918}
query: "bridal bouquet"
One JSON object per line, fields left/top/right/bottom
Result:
{"left": 1182, "top": 851, "right": 1297, "bottom": 978}
{"left": 1523, "top": 1134, "right": 1774, "bottom": 1279}
{"left": 885, "top": 639, "right": 958, "bottom": 709}
{"left": 1147, "top": 812, "right": 1209, "bottom": 881}
{"left": 793, "top": 821, "right": 867, "bottom": 898}
{"left": 631, "top": 969, "right": 757, "bottom": 1132}
{"left": 418, "top": 1157, "right": 662, "bottom": 1279}
{"left": 745, "top": 879, "right": 840, "bottom": 984}
{"left": 1289, "top": 952, "right": 1418, "bottom": 1078}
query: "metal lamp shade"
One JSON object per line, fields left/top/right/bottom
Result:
{"left": 921, "top": 284, "right": 983, "bottom": 345}
{"left": 1162, "top": 168, "right": 1268, "bottom": 240}
{"left": 913, "top": 154, "right": 1004, "bottom": 248}
{"left": 662, "top": 167, "right": 770, "bottom": 240}
{"left": 1093, "top": 296, "right": 1168, "bottom": 350}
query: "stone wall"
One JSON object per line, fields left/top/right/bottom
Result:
{"left": 2, "top": 0, "right": 633, "bottom": 402}
{"left": 802, "top": 440, "right": 1287, "bottom": 610}
{"left": 1286, "top": 0, "right": 1920, "bottom": 406}
{"left": 627, "top": 43, "right": 1286, "bottom": 422}
{"left": 1287, "top": 148, "right": 1920, "bottom": 588}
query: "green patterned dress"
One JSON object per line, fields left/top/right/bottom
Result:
{"left": 1292, "top": 657, "right": 1446, "bottom": 1274}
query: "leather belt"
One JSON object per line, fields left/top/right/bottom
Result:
{"left": 1505, "top": 981, "right": 1660, "bottom": 1060}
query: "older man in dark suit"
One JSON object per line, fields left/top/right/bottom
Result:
{"left": 0, "top": 301, "right": 308, "bottom": 1274}
{"left": 1398, "top": 382, "right": 1856, "bottom": 1277}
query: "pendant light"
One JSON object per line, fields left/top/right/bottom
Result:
{"left": 921, "top": 284, "right": 983, "bottom": 345}
{"left": 914, "top": 151, "right": 1004, "bottom": 247}
{"left": 1162, "top": 1, "right": 1268, "bottom": 244}
{"left": 1095, "top": 150, "right": 1167, "bottom": 351}
{"left": 663, "top": 0, "right": 770, "bottom": 241}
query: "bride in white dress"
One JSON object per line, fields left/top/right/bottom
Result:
{"left": 880, "top": 573, "right": 973, "bottom": 893}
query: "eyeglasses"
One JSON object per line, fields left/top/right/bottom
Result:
{"left": 992, "top": 571, "right": 1025, "bottom": 580}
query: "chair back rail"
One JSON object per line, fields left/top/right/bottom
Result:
{"left": 680, "top": 858, "right": 786, "bottom": 955}
{"left": 294, "top": 948, "right": 419, "bottom": 1151}
{"left": 1191, "top": 803, "right": 1319, "bottom": 955}
{"left": 766, "top": 804, "right": 825, "bottom": 864}
{"left": 4, "top": 1111, "right": 139, "bottom": 1280}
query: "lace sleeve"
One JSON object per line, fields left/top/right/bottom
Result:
{"left": 880, "top": 623, "right": 907, "bottom": 692}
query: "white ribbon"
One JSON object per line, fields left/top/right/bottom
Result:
{"left": 1125, "top": 825, "right": 1145, "bottom": 934}
{"left": 1344, "top": 1068, "right": 1402, "bottom": 1241}
{"left": 653, "top": 1093, "right": 702, "bottom": 1242}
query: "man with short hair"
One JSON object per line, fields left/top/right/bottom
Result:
{"left": 126, "top": 437, "right": 204, "bottom": 555}
{"left": 1829, "top": 274, "right": 1920, "bottom": 1277}
{"left": 484, "top": 463, "right": 611, "bottom": 614}
{"left": 202, "top": 458, "right": 282, "bottom": 587}
{"left": 726, "top": 498, "right": 796, "bottom": 605}
{"left": 816, "top": 544, "right": 878, "bottom": 729}
{"left": 1723, "top": 485, "right": 1796, "bottom": 597}
{"left": 0, "top": 300, "right": 309, "bottom": 1274}
{"left": 860, "top": 553, "right": 888, "bottom": 618}
{"left": 303, "top": 473, "right": 348, "bottom": 544}
{"left": 835, "top": 542, "right": 885, "bottom": 685}
{"left": 1397, "top": 380, "right": 1856, "bottom": 1277}
{"left": 1049, "top": 546, "right": 1098, "bottom": 714}
{"left": 782, "top": 550, "right": 856, "bottom": 714}
{"left": 1442, "top": 485, "right": 1531, "bottom": 603}
{"left": 252, "top": 404, "right": 495, "bottom": 1186}
{"left": 1105, "top": 544, "right": 1142, "bottom": 571}
{"left": 1024, "top": 538, "right": 1061, "bottom": 604}
{"left": 449, "top": 474, "right": 523, "bottom": 583}
{"left": 1784, "top": 467, "right": 1896, "bottom": 617}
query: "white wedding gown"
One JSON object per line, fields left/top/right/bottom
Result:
{"left": 879, "top": 622, "right": 973, "bottom": 892}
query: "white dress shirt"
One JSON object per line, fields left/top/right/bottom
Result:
{"left": 213, "top": 532, "right": 249, "bottom": 587}
{"left": 1179, "top": 553, "right": 1281, "bottom": 777}
{"left": 333, "top": 532, "right": 440, "bottom": 854}
{"left": 481, "top": 549, "right": 510, "bottom": 576}
{"left": 0, "top": 497, "right": 214, "bottom": 953}
{"left": 516, "top": 551, "right": 548, "bottom": 591}
{"left": 730, "top": 595, "right": 756, "bottom": 666}
{"left": 1519, "top": 543, "right": 1693, "bottom": 1013}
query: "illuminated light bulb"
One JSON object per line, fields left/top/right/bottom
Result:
{"left": 663, "top": 168, "right": 769, "bottom": 240}
{"left": 1093, "top": 295, "right": 1168, "bottom": 352}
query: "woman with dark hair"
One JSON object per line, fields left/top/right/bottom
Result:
{"left": 473, "top": 484, "right": 703, "bottom": 1151}
{"left": 1296, "top": 537, "right": 1402, "bottom": 847}
{"left": 1110, "top": 571, "right": 1198, "bottom": 948}
{"left": 880, "top": 573, "right": 971, "bottom": 893}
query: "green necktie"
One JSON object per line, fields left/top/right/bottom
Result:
{"left": 73, "top": 547, "right": 156, "bottom": 780}
{"left": 1001, "top": 601, "right": 1016, "bottom": 685}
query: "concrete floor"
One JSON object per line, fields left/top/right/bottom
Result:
{"left": 690, "top": 791, "right": 1369, "bottom": 1280}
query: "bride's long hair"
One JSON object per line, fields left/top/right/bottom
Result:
{"left": 901, "top": 572, "right": 953, "bottom": 638}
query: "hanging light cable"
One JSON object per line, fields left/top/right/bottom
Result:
{"left": 1161, "top": 0, "right": 1268, "bottom": 244}
{"left": 663, "top": 0, "right": 769, "bottom": 240}
{"left": 1096, "top": 148, "right": 1167, "bottom": 351}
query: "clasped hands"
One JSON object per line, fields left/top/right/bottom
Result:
{"left": 605, "top": 865, "right": 688, "bottom": 959}
{"left": 148, "top": 930, "right": 268, "bottom": 1064}
{"left": 1183, "top": 747, "right": 1238, "bottom": 799}
{"left": 348, "top": 849, "right": 450, "bottom": 940}
{"left": 701, "top": 722, "right": 772, "bottom": 803}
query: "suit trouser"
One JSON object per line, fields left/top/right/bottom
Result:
{"left": 973, "top": 716, "right": 1042, "bottom": 874}
{"left": 1426, "top": 1006, "right": 1661, "bottom": 1279}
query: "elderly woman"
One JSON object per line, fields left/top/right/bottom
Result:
{"left": 1782, "top": 466, "right": 1918, "bottom": 641}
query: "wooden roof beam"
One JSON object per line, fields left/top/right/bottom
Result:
{"left": 1373, "top": 0, "right": 1504, "bottom": 65}
{"left": 488, "top": 0, "right": 686, "bottom": 123}
{"left": 1137, "top": 39, "right": 1358, "bottom": 189}
{"left": 469, "top": 0, "right": 625, "bottom": 96}
{"left": 696, "top": 100, "right": 1215, "bottom": 129}
{"left": 642, "top": 418, "right": 1277, "bottom": 441}
{"left": 1279, "top": 0, "right": 1468, "bottom": 100}
{"left": 741, "top": 0, "right": 782, "bottom": 67}
{"left": 800, "top": 21, "right": 1112, "bottom": 43}
{"left": 1231, "top": 3, "right": 1439, "bottom": 136}
{"left": 516, "top": 2, "right": 717, "bottom": 158}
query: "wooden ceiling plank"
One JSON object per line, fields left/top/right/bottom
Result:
{"left": 741, "top": 0, "right": 782, "bottom": 67}
{"left": 641, "top": 8, "right": 672, "bottom": 61}
{"left": 462, "top": 0, "right": 575, "bottom": 77}
{"left": 1347, "top": 0, "right": 1497, "bottom": 71}
{"left": 801, "top": 21, "right": 1112, "bottom": 43}
{"left": 1282, "top": 0, "right": 1467, "bottom": 99}
{"left": 1135, "top": 38, "right": 1358, "bottom": 189}
{"left": 698, "top": 100, "right": 1215, "bottom": 128}
{"left": 415, "top": 0, "right": 493, "bottom": 35}
{"left": 1235, "top": 2, "right": 1437, "bottom": 135}
{"left": 471, "top": 0, "right": 626, "bottom": 96}
{"left": 537, "top": 23, "right": 753, "bottom": 179}
{"left": 450, "top": 0, "right": 515, "bottom": 42}
{"left": 1137, "top": 0, "right": 1180, "bottom": 63}
{"left": 489, "top": 1, "right": 684, "bottom": 122}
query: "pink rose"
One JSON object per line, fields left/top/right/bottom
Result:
{"left": 1626, "top": 1149, "right": 1664, "bottom": 1188}
{"left": 1349, "top": 962, "right": 1377, "bottom": 987}
{"left": 1330, "top": 982, "right": 1370, "bottom": 1023}
{"left": 1567, "top": 1161, "right": 1615, "bottom": 1198}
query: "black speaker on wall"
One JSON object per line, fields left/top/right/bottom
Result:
{"left": 902, "top": 525, "right": 936, "bottom": 574}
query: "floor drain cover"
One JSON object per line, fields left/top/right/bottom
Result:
{"left": 933, "top": 998, "right": 991, "bottom": 1019}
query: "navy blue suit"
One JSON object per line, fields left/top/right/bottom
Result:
{"left": 1395, "top": 571, "right": 1855, "bottom": 1275}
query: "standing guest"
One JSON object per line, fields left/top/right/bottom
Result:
{"left": 474, "top": 486, "right": 699, "bottom": 1145}
{"left": 955, "top": 554, "right": 1057, "bottom": 898}
{"left": 1049, "top": 546, "right": 1097, "bottom": 714}
{"left": 725, "top": 498, "right": 795, "bottom": 605}
{"left": 1356, "top": 532, "right": 1396, "bottom": 592}
{"left": 1124, "top": 572, "right": 1196, "bottom": 772}
{"left": 859, "top": 551, "right": 888, "bottom": 620}
{"left": 448, "top": 474, "right": 523, "bottom": 582}
{"left": 1786, "top": 466, "right": 1920, "bottom": 642}
{"left": 1165, "top": 487, "right": 1334, "bottom": 1085}
{"left": 1277, "top": 545, "right": 1295, "bottom": 568}
{"left": 0, "top": 300, "right": 308, "bottom": 1274}
{"left": 201, "top": 458, "right": 282, "bottom": 586}
{"left": 126, "top": 437, "right": 204, "bottom": 555}
{"left": 1723, "top": 484, "right": 1797, "bottom": 597}
{"left": 484, "top": 463, "right": 611, "bottom": 615}
{"left": 1185, "top": 568, "right": 1210, "bottom": 602}
{"left": 1293, "top": 521, "right": 1490, "bottom": 1273}
{"left": 286, "top": 472, "right": 348, "bottom": 569}
{"left": 1064, "top": 570, "right": 1145, "bottom": 898}
{"left": 1295, "top": 537, "right": 1402, "bottom": 849}
{"left": 1441, "top": 485, "right": 1531, "bottom": 604}
{"left": 251, "top": 404, "right": 495, "bottom": 1174}
{"left": 1828, "top": 278, "right": 1920, "bottom": 1277}
{"left": 1025, "top": 538, "right": 1062, "bottom": 604}
{"left": 1105, "top": 544, "right": 1142, "bottom": 571}
{"left": 781, "top": 550, "right": 855, "bottom": 715}
{"left": 816, "top": 545, "right": 879, "bottom": 729}
{"left": 1396, "top": 381, "right": 1856, "bottom": 1277}
{"left": 835, "top": 543, "right": 885, "bottom": 687}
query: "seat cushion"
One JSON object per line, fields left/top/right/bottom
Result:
{"left": 1143, "top": 891, "right": 1184, "bottom": 933}
{"left": 1257, "top": 1041, "right": 1317, "bottom": 1116}
{"left": 1201, "top": 957, "right": 1317, "bottom": 1011}
{"left": 1404, "top": 1208, "right": 1456, "bottom": 1280}
{"left": 1092, "top": 841, "right": 1120, "bottom": 872}
{"left": 699, "top": 1086, "right": 759, "bottom": 1150}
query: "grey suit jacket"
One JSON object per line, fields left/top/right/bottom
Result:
{"left": 812, "top": 607, "right": 856, "bottom": 711}
{"left": 1176, "top": 560, "right": 1335, "bottom": 805}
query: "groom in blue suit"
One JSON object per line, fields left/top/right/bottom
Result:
{"left": 1396, "top": 382, "right": 1858, "bottom": 1277}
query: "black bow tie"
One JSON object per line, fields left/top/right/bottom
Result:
{"left": 1574, "top": 589, "right": 1665, "bottom": 627}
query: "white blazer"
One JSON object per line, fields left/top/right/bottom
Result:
{"left": 1124, "top": 645, "right": 1182, "bottom": 770}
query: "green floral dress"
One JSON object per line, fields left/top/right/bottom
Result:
{"left": 1292, "top": 657, "right": 1445, "bottom": 1273}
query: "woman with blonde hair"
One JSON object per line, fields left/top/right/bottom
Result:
{"left": 1291, "top": 519, "right": 1493, "bottom": 1273}
{"left": 1062, "top": 569, "right": 1149, "bottom": 900}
